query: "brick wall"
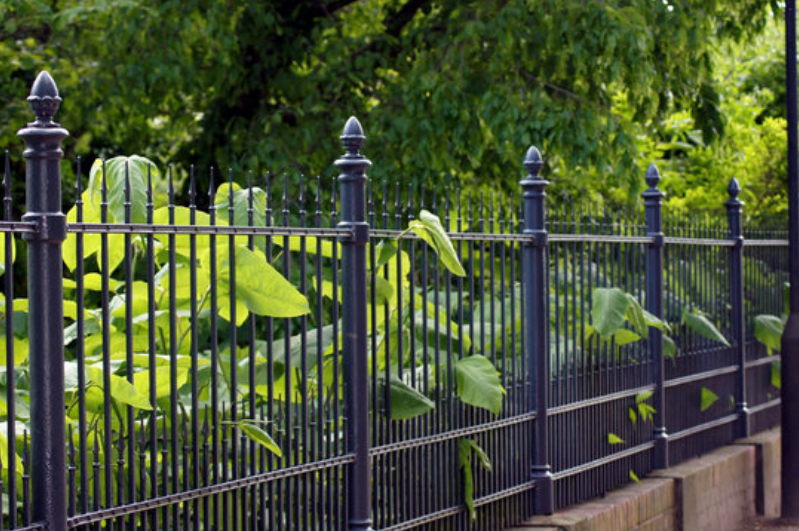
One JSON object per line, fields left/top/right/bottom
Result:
{"left": 510, "top": 428, "right": 780, "bottom": 531}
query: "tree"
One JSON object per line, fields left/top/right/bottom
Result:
{"left": 0, "top": 0, "right": 780, "bottom": 204}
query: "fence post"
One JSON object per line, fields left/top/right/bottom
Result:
{"left": 726, "top": 178, "right": 750, "bottom": 438}
{"left": 642, "top": 164, "right": 668, "bottom": 469}
{"left": 17, "top": 72, "right": 68, "bottom": 531}
{"left": 336, "top": 116, "right": 373, "bottom": 531}
{"left": 521, "top": 146, "right": 553, "bottom": 514}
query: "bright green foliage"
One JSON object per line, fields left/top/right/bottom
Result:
{"left": 587, "top": 287, "right": 727, "bottom": 360}
{"left": 607, "top": 433, "right": 624, "bottom": 445}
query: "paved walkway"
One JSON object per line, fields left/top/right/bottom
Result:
{"left": 738, "top": 517, "right": 799, "bottom": 530}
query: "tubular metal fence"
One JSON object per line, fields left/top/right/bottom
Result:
{"left": 0, "top": 72, "right": 787, "bottom": 531}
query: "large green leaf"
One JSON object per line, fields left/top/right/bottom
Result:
{"left": 87, "top": 367, "right": 153, "bottom": 410}
{"left": 239, "top": 421, "right": 282, "bottom": 457}
{"left": 625, "top": 295, "right": 647, "bottom": 339}
{"left": 381, "top": 377, "right": 435, "bottom": 420}
{"left": 87, "top": 156, "right": 157, "bottom": 224}
{"left": 213, "top": 244, "right": 310, "bottom": 318}
{"left": 682, "top": 309, "right": 730, "bottom": 347}
{"left": 407, "top": 210, "right": 466, "bottom": 277}
{"left": 63, "top": 190, "right": 126, "bottom": 273}
{"left": 612, "top": 328, "right": 641, "bottom": 346}
{"left": 591, "top": 288, "right": 631, "bottom": 337}
{"left": 213, "top": 182, "right": 267, "bottom": 227}
{"left": 754, "top": 314, "right": 783, "bottom": 353}
{"left": 454, "top": 355, "right": 505, "bottom": 415}
{"left": 153, "top": 206, "right": 211, "bottom": 259}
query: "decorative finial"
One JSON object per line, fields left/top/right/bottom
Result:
{"left": 645, "top": 163, "right": 660, "bottom": 189}
{"left": 27, "top": 71, "right": 62, "bottom": 127}
{"left": 727, "top": 177, "right": 741, "bottom": 199}
{"left": 523, "top": 146, "right": 543, "bottom": 177}
{"left": 340, "top": 116, "right": 365, "bottom": 155}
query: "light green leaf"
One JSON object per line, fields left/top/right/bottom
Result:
{"left": 625, "top": 295, "right": 647, "bottom": 339}
{"left": 636, "top": 390, "right": 654, "bottom": 403}
{"left": 0, "top": 337, "right": 28, "bottom": 365}
{"left": 754, "top": 314, "right": 783, "bottom": 353}
{"left": 608, "top": 433, "right": 624, "bottom": 444}
{"left": 628, "top": 407, "right": 637, "bottom": 425}
{"left": 87, "top": 367, "right": 153, "bottom": 410}
{"left": 239, "top": 421, "right": 282, "bottom": 457}
{"left": 682, "top": 309, "right": 730, "bottom": 347}
{"left": 374, "top": 240, "right": 398, "bottom": 268}
{"left": 87, "top": 156, "right": 158, "bottom": 224}
{"left": 613, "top": 328, "right": 641, "bottom": 346}
{"left": 663, "top": 334, "right": 676, "bottom": 360}
{"left": 642, "top": 309, "right": 671, "bottom": 333}
{"left": 700, "top": 386, "right": 719, "bottom": 412}
{"left": 63, "top": 273, "right": 122, "bottom": 292}
{"left": 407, "top": 210, "right": 466, "bottom": 277}
{"left": 458, "top": 438, "right": 491, "bottom": 521}
{"left": 213, "top": 182, "right": 267, "bottom": 228}
{"left": 629, "top": 470, "right": 640, "bottom": 483}
{"left": 454, "top": 355, "right": 505, "bottom": 415}
{"left": 459, "top": 439, "right": 476, "bottom": 521}
{"left": 772, "top": 360, "right": 781, "bottom": 389}
{"left": 591, "top": 288, "right": 631, "bottom": 337}
{"left": 0, "top": 234, "right": 16, "bottom": 277}
{"left": 382, "top": 377, "right": 435, "bottom": 420}
{"left": 214, "top": 244, "right": 310, "bottom": 318}
{"left": 637, "top": 403, "right": 655, "bottom": 423}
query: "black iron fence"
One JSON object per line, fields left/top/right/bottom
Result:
{"left": 0, "top": 72, "right": 787, "bottom": 531}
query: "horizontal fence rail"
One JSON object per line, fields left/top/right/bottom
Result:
{"left": 0, "top": 72, "right": 788, "bottom": 531}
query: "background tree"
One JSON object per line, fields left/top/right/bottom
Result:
{"left": 0, "top": 0, "right": 784, "bottom": 214}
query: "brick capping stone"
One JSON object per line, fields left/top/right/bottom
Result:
{"left": 511, "top": 428, "right": 781, "bottom": 531}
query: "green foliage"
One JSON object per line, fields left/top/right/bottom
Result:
{"left": 458, "top": 438, "right": 491, "bottom": 521}
{"left": 0, "top": 0, "right": 781, "bottom": 213}
{"left": 681, "top": 308, "right": 730, "bottom": 347}
{"left": 454, "top": 355, "right": 505, "bottom": 415}
{"left": 700, "top": 386, "right": 719, "bottom": 412}
{"left": 382, "top": 377, "right": 435, "bottom": 420}
{"left": 607, "top": 433, "right": 624, "bottom": 445}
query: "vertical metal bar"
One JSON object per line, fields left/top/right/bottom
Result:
{"left": 3, "top": 150, "right": 17, "bottom": 528}
{"left": 17, "top": 71, "right": 68, "bottom": 531}
{"left": 520, "top": 146, "right": 553, "bottom": 514}
{"left": 783, "top": 0, "right": 799, "bottom": 519}
{"left": 335, "top": 117, "right": 372, "bottom": 531}
{"left": 726, "top": 178, "right": 750, "bottom": 438}
{"left": 642, "top": 164, "right": 668, "bottom": 469}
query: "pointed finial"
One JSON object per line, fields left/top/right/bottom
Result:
{"left": 523, "top": 146, "right": 543, "bottom": 177}
{"left": 645, "top": 163, "right": 660, "bottom": 189}
{"left": 27, "top": 71, "right": 62, "bottom": 127}
{"left": 727, "top": 177, "right": 741, "bottom": 199}
{"left": 340, "top": 116, "right": 365, "bottom": 155}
